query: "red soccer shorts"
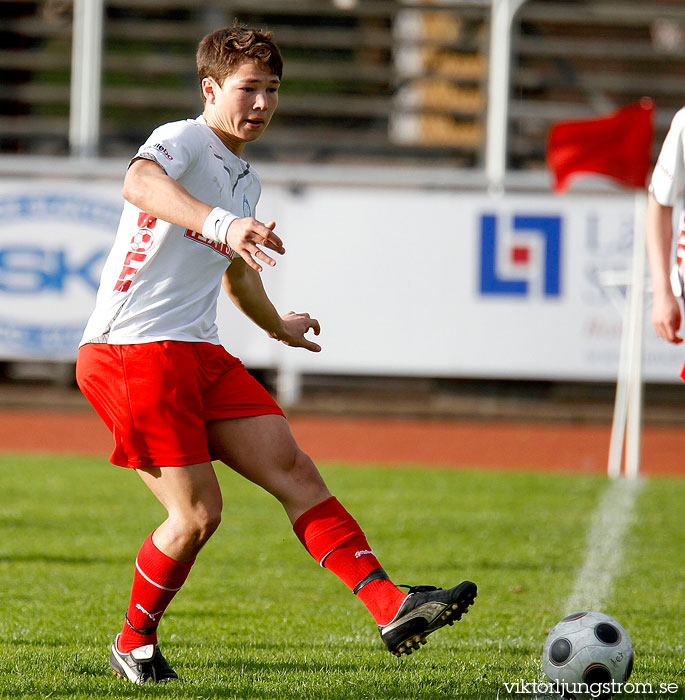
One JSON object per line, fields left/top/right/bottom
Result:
{"left": 76, "top": 341, "right": 284, "bottom": 469}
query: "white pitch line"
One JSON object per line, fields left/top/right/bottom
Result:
{"left": 564, "top": 477, "right": 644, "bottom": 614}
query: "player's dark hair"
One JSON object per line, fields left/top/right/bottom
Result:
{"left": 197, "top": 25, "right": 283, "bottom": 100}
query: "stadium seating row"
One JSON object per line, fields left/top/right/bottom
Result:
{"left": 0, "top": 0, "right": 683, "bottom": 167}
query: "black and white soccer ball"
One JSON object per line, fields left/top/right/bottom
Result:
{"left": 542, "top": 611, "right": 634, "bottom": 699}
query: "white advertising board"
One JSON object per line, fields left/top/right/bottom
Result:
{"left": 225, "top": 186, "right": 683, "bottom": 382}
{"left": 0, "top": 173, "right": 682, "bottom": 382}
{"left": 0, "top": 182, "right": 122, "bottom": 360}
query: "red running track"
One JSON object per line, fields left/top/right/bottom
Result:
{"left": 0, "top": 409, "right": 683, "bottom": 477}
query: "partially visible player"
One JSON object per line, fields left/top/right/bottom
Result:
{"left": 646, "top": 106, "right": 685, "bottom": 347}
{"left": 75, "top": 25, "right": 477, "bottom": 685}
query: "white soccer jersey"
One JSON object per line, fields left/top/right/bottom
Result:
{"left": 81, "top": 116, "right": 261, "bottom": 346}
{"left": 650, "top": 107, "right": 685, "bottom": 272}
{"left": 651, "top": 107, "right": 685, "bottom": 207}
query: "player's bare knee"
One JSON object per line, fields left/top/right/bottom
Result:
{"left": 195, "top": 504, "right": 222, "bottom": 543}
{"left": 172, "top": 504, "right": 221, "bottom": 550}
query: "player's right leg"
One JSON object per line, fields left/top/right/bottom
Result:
{"left": 76, "top": 342, "right": 225, "bottom": 683}
{"left": 110, "top": 461, "right": 222, "bottom": 684}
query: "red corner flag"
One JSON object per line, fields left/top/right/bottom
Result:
{"left": 546, "top": 99, "right": 654, "bottom": 193}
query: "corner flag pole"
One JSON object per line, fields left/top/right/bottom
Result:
{"left": 607, "top": 190, "right": 647, "bottom": 479}
{"left": 624, "top": 190, "right": 647, "bottom": 479}
{"left": 545, "top": 100, "right": 653, "bottom": 480}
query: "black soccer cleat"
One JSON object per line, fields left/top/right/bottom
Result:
{"left": 378, "top": 581, "right": 477, "bottom": 657}
{"left": 109, "top": 634, "right": 180, "bottom": 684}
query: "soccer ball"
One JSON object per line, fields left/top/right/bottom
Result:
{"left": 130, "top": 229, "right": 154, "bottom": 252}
{"left": 542, "top": 611, "right": 634, "bottom": 699}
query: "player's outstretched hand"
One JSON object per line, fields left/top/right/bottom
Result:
{"left": 273, "top": 311, "right": 321, "bottom": 352}
{"left": 227, "top": 218, "right": 285, "bottom": 272}
{"left": 652, "top": 292, "right": 683, "bottom": 344}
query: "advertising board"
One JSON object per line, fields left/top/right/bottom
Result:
{"left": 0, "top": 175, "right": 681, "bottom": 382}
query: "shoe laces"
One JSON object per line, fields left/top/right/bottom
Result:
{"left": 398, "top": 584, "right": 441, "bottom": 595}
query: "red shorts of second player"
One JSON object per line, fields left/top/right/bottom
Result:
{"left": 76, "top": 341, "right": 284, "bottom": 469}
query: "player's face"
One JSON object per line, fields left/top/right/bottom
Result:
{"left": 202, "top": 60, "right": 279, "bottom": 156}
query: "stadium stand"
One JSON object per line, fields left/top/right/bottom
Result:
{"left": 512, "top": 0, "right": 685, "bottom": 168}
{"left": 0, "top": 0, "right": 683, "bottom": 165}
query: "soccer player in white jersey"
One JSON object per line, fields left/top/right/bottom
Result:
{"left": 76, "top": 26, "right": 476, "bottom": 684}
{"left": 646, "top": 106, "right": 685, "bottom": 351}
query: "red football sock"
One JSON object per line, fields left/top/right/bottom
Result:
{"left": 293, "top": 497, "right": 406, "bottom": 626}
{"left": 117, "top": 532, "right": 195, "bottom": 653}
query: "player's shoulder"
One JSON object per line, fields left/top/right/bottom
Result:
{"left": 139, "top": 117, "right": 210, "bottom": 166}
{"left": 150, "top": 116, "right": 208, "bottom": 142}
{"left": 139, "top": 119, "right": 210, "bottom": 165}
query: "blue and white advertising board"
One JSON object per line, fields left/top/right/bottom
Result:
{"left": 0, "top": 172, "right": 682, "bottom": 382}
{"left": 0, "top": 183, "right": 121, "bottom": 360}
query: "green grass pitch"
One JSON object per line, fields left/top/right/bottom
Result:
{"left": 0, "top": 454, "right": 683, "bottom": 699}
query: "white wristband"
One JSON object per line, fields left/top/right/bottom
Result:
{"left": 201, "top": 207, "right": 239, "bottom": 245}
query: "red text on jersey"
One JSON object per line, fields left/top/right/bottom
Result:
{"left": 114, "top": 213, "right": 157, "bottom": 292}
{"left": 184, "top": 229, "right": 236, "bottom": 260}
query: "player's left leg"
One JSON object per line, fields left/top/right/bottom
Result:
{"left": 206, "top": 415, "right": 477, "bottom": 655}
{"left": 207, "top": 414, "right": 406, "bottom": 622}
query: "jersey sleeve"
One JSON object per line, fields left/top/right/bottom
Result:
{"left": 132, "top": 120, "right": 201, "bottom": 181}
{"left": 650, "top": 107, "right": 685, "bottom": 207}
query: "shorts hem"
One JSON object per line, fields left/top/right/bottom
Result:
{"left": 204, "top": 406, "right": 284, "bottom": 422}
{"left": 111, "top": 453, "right": 212, "bottom": 470}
